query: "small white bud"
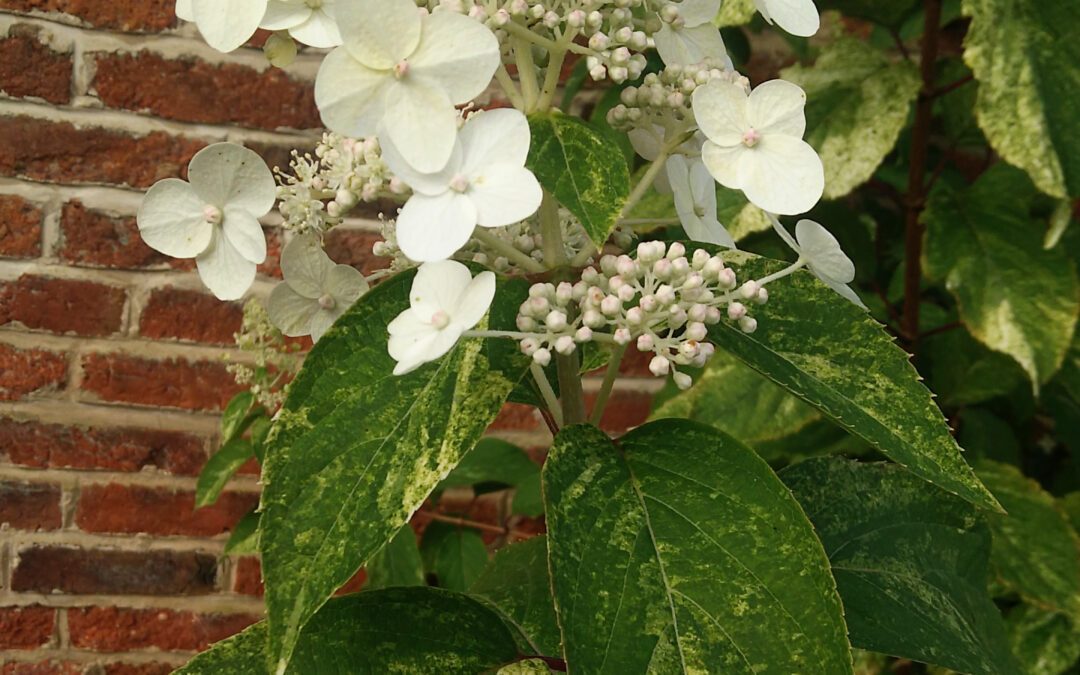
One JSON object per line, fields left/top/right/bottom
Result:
{"left": 649, "top": 355, "right": 670, "bottom": 377}
{"left": 625, "top": 306, "right": 644, "bottom": 325}
{"left": 705, "top": 307, "right": 722, "bottom": 324}
{"left": 533, "top": 348, "right": 552, "bottom": 367}
{"left": 583, "top": 309, "right": 605, "bottom": 328}
{"left": 679, "top": 341, "right": 701, "bottom": 359}
{"left": 517, "top": 315, "right": 537, "bottom": 332}
{"left": 740, "top": 280, "right": 760, "bottom": 300}
{"left": 555, "top": 335, "right": 577, "bottom": 355}
{"left": 600, "top": 295, "right": 622, "bottom": 316}
{"left": 653, "top": 258, "right": 673, "bottom": 280}
{"left": 618, "top": 284, "right": 636, "bottom": 302}
{"left": 667, "top": 242, "right": 686, "bottom": 260}
{"left": 687, "top": 303, "right": 707, "bottom": 323}
{"left": 575, "top": 326, "right": 593, "bottom": 342}
{"left": 718, "top": 268, "right": 737, "bottom": 289}
{"left": 616, "top": 255, "right": 637, "bottom": 278}
{"left": 545, "top": 311, "right": 568, "bottom": 332}
{"left": 656, "top": 285, "right": 676, "bottom": 306}
{"left": 739, "top": 316, "right": 758, "bottom": 334}
{"left": 555, "top": 282, "right": 573, "bottom": 304}
{"left": 755, "top": 288, "right": 770, "bottom": 305}
{"left": 692, "top": 249, "right": 710, "bottom": 269}
{"left": 728, "top": 302, "right": 747, "bottom": 320}
{"left": 673, "top": 371, "right": 693, "bottom": 391}
{"left": 685, "top": 321, "right": 707, "bottom": 342}
{"left": 613, "top": 327, "right": 632, "bottom": 345}
{"left": 639, "top": 295, "right": 658, "bottom": 313}
{"left": 637, "top": 334, "right": 654, "bottom": 351}
{"left": 520, "top": 338, "right": 540, "bottom": 356}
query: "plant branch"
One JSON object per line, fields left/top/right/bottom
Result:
{"left": 621, "top": 151, "right": 670, "bottom": 219}
{"left": 494, "top": 63, "right": 526, "bottom": 111}
{"left": 588, "top": 344, "right": 627, "bottom": 426}
{"left": 531, "top": 362, "right": 564, "bottom": 428}
{"left": 414, "top": 510, "right": 534, "bottom": 541}
{"left": 932, "top": 74, "right": 973, "bottom": 98}
{"left": 472, "top": 228, "right": 546, "bottom": 273}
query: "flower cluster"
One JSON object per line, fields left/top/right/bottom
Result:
{"left": 227, "top": 300, "right": 303, "bottom": 410}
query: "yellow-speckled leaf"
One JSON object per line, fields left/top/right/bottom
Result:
{"left": 1005, "top": 604, "right": 1080, "bottom": 675}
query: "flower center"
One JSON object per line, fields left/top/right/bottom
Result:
{"left": 317, "top": 293, "right": 335, "bottom": 310}
{"left": 430, "top": 310, "right": 451, "bottom": 330}
{"left": 741, "top": 128, "right": 760, "bottom": 148}
{"left": 203, "top": 205, "right": 223, "bottom": 225}
{"left": 448, "top": 173, "right": 469, "bottom": 193}
{"left": 393, "top": 60, "right": 410, "bottom": 79}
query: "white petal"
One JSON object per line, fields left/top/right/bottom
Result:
{"left": 628, "top": 127, "right": 663, "bottom": 162}
{"left": 378, "top": 81, "right": 458, "bottom": 173}
{"left": 795, "top": 219, "right": 855, "bottom": 284}
{"left": 470, "top": 166, "right": 543, "bottom": 228}
{"left": 288, "top": 8, "right": 342, "bottom": 48}
{"left": 259, "top": 0, "right": 309, "bottom": 30}
{"left": 280, "top": 234, "right": 331, "bottom": 298}
{"left": 387, "top": 312, "right": 442, "bottom": 375}
{"left": 451, "top": 270, "right": 497, "bottom": 331}
{"left": 175, "top": 0, "right": 195, "bottom": 22}
{"left": 692, "top": 79, "right": 749, "bottom": 147}
{"left": 655, "top": 23, "right": 727, "bottom": 67}
{"left": 678, "top": 0, "right": 725, "bottom": 26}
{"left": 689, "top": 157, "right": 716, "bottom": 210}
{"left": 667, "top": 154, "right": 695, "bottom": 209}
{"left": 409, "top": 259, "right": 474, "bottom": 319}
{"left": 137, "top": 179, "right": 213, "bottom": 258}
{"left": 191, "top": 0, "right": 267, "bottom": 53}
{"left": 308, "top": 310, "right": 339, "bottom": 343}
{"left": 396, "top": 191, "right": 478, "bottom": 263}
{"left": 222, "top": 206, "right": 267, "bottom": 264}
{"left": 379, "top": 130, "right": 462, "bottom": 197}
{"left": 267, "top": 282, "right": 320, "bottom": 337}
{"left": 736, "top": 135, "right": 824, "bottom": 215}
{"left": 326, "top": 264, "right": 368, "bottom": 307}
{"left": 760, "top": 0, "right": 820, "bottom": 37}
{"left": 196, "top": 228, "right": 257, "bottom": 300}
{"left": 823, "top": 279, "right": 868, "bottom": 309}
{"left": 747, "top": 79, "right": 807, "bottom": 138}
{"left": 336, "top": 0, "right": 420, "bottom": 69}
{"left": 188, "top": 143, "right": 276, "bottom": 217}
{"left": 701, "top": 141, "right": 746, "bottom": 191}
{"left": 459, "top": 109, "right": 531, "bottom": 175}
{"left": 408, "top": 11, "right": 500, "bottom": 104}
{"left": 314, "top": 48, "right": 390, "bottom": 139}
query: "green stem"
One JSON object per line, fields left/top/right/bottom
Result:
{"left": 536, "top": 30, "right": 574, "bottom": 112}
{"left": 512, "top": 36, "right": 540, "bottom": 112}
{"left": 588, "top": 343, "right": 628, "bottom": 426}
{"left": 502, "top": 20, "right": 595, "bottom": 57}
{"left": 531, "top": 362, "right": 564, "bottom": 427}
{"left": 621, "top": 150, "right": 670, "bottom": 219}
{"left": 619, "top": 217, "right": 681, "bottom": 227}
{"left": 472, "top": 228, "right": 545, "bottom": 273}
{"left": 539, "top": 191, "right": 564, "bottom": 267}
{"left": 494, "top": 64, "right": 525, "bottom": 111}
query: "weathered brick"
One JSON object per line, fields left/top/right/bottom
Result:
{"left": 68, "top": 607, "right": 258, "bottom": 652}
{"left": 0, "top": 481, "right": 61, "bottom": 530}
{"left": 334, "top": 568, "right": 368, "bottom": 596}
{"left": 58, "top": 201, "right": 166, "bottom": 269}
{"left": 76, "top": 483, "right": 258, "bottom": 537}
{"left": 0, "top": 116, "right": 204, "bottom": 188}
{"left": 233, "top": 556, "right": 263, "bottom": 597}
{"left": 12, "top": 546, "right": 218, "bottom": 595}
{"left": 0, "top": 194, "right": 42, "bottom": 258}
{"left": 489, "top": 402, "right": 539, "bottom": 431}
{"left": 93, "top": 51, "right": 320, "bottom": 130}
{"left": 0, "top": 605, "right": 54, "bottom": 649}
{"left": 80, "top": 353, "right": 243, "bottom": 412}
{"left": 584, "top": 389, "right": 653, "bottom": 434}
{"left": 102, "top": 664, "right": 175, "bottom": 675}
{"left": 324, "top": 229, "right": 392, "bottom": 275}
{"left": 0, "top": 419, "right": 206, "bottom": 475}
{"left": 0, "top": 275, "right": 126, "bottom": 336}
{"left": 0, "top": 662, "right": 80, "bottom": 675}
{"left": 0, "top": 0, "right": 177, "bottom": 32}
{"left": 0, "top": 343, "right": 66, "bottom": 401}
{"left": 0, "top": 25, "right": 72, "bottom": 104}
{"left": 139, "top": 288, "right": 243, "bottom": 346}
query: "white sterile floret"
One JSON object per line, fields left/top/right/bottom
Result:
{"left": 315, "top": 0, "right": 500, "bottom": 173}
{"left": 137, "top": 143, "right": 275, "bottom": 301}
{"left": 653, "top": 0, "right": 730, "bottom": 67}
{"left": 177, "top": 0, "right": 269, "bottom": 53}
{"left": 693, "top": 78, "right": 824, "bottom": 216}
{"left": 267, "top": 235, "right": 368, "bottom": 342}
{"left": 666, "top": 154, "right": 736, "bottom": 248}
{"left": 794, "top": 219, "right": 866, "bottom": 309}
{"left": 387, "top": 260, "right": 496, "bottom": 375}
{"left": 382, "top": 109, "right": 543, "bottom": 263}
{"left": 261, "top": 0, "right": 342, "bottom": 48}
{"left": 753, "top": 0, "right": 820, "bottom": 38}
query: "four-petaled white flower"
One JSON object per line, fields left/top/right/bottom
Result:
{"left": 137, "top": 143, "right": 275, "bottom": 301}
{"left": 382, "top": 109, "right": 543, "bottom": 263}
{"left": 753, "top": 0, "right": 821, "bottom": 38}
{"left": 315, "top": 0, "right": 500, "bottom": 173}
{"left": 388, "top": 260, "right": 496, "bottom": 375}
{"left": 772, "top": 217, "right": 865, "bottom": 308}
{"left": 693, "top": 78, "right": 824, "bottom": 216}
{"left": 175, "top": 0, "right": 268, "bottom": 53}
{"left": 267, "top": 235, "right": 368, "bottom": 342}
{"left": 261, "top": 0, "right": 342, "bottom": 48}
{"left": 654, "top": 0, "right": 730, "bottom": 67}
{"left": 666, "top": 154, "right": 736, "bottom": 248}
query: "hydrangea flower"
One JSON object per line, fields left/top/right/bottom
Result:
{"left": 381, "top": 109, "right": 542, "bottom": 263}
{"left": 388, "top": 260, "right": 496, "bottom": 375}
{"left": 267, "top": 235, "right": 368, "bottom": 342}
{"left": 653, "top": 0, "right": 730, "bottom": 67}
{"left": 260, "top": 0, "right": 341, "bottom": 48}
{"left": 666, "top": 154, "right": 736, "bottom": 248}
{"left": 693, "top": 78, "right": 824, "bottom": 216}
{"left": 771, "top": 216, "right": 865, "bottom": 308}
{"left": 137, "top": 143, "right": 275, "bottom": 301}
{"left": 175, "top": 0, "right": 268, "bottom": 53}
{"left": 315, "top": 0, "right": 500, "bottom": 173}
{"left": 753, "top": 0, "right": 821, "bottom": 38}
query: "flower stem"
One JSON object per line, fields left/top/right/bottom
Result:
{"left": 531, "top": 362, "right": 564, "bottom": 427}
{"left": 588, "top": 343, "right": 627, "bottom": 426}
{"left": 495, "top": 64, "right": 526, "bottom": 111}
{"left": 536, "top": 30, "right": 574, "bottom": 112}
{"left": 414, "top": 510, "right": 534, "bottom": 541}
{"left": 621, "top": 151, "right": 670, "bottom": 219}
{"left": 512, "top": 36, "right": 540, "bottom": 112}
{"left": 472, "top": 228, "right": 545, "bottom": 273}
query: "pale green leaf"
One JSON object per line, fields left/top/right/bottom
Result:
{"left": 782, "top": 38, "right": 920, "bottom": 199}
{"left": 221, "top": 390, "right": 255, "bottom": 442}
{"left": 439, "top": 438, "right": 543, "bottom": 517}
{"left": 544, "top": 420, "right": 853, "bottom": 674}
{"left": 782, "top": 458, "right": 1020, "bottom": 675}
{"left": 223, "top": 510, "right": 260, "bottom": 555}
{"left": 1005, "top": 605, "right": 1080, "bottom": 675}
{"left": 195, "top": 439, "right": 253, "bottom": 509}
{"left": 365, "top": 524, "right": 424, "bottom": 590}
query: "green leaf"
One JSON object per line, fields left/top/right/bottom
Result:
{"left": 195, "top": 439, "right": 254, "bottom": 509}
{"left": 177, "top": 588, "right": 520, "bottom": 674}
{"left": 221, "top": 390, "right": 255, "bottom": 442}
{"left": 961, "top": 0, "right": 1080, "bottom": 198}
{"left": 710, "top": 249, "right": 1000, "bottom": 511}
{"left": 977, "top": 461, "right": 1080, "bottom": 620}
{"left": 956, "top": 408, "right": 1021, "bottom": 465}
{"left": 922, "top": 165, "right": 1080, "bottom": 386}
{"left": 781, "top": 38, "right": 920, "bottom": 200}
{"left": 712, "top": 0, "right": 757, "bottom": 27}
{"left": 526, "top": 111, "right": 630, "bottom": 249}
{"left": 470, "top": 536, "right": 562, "bottom": 658}
{"left": 224, "top": 510, "right": 260, "bottom": 555}
{"left": 782, "top": 458, "right": 1020, "bottom": 675}
{"left": 1005, "top": 605, "right": 1080, "bottom": 675}
{"left": 498, "top": 659, "right": 553, "bottom": 674}
{"left": 439, "top": 438, "right": 543, "bottom": 517}
{"left": 544, "top": 420, "right": 853, "bottom": 674}
{"left": 421, "top": 522, "right": 489, "bottom": 592}
{"left": 259, "top": 270, "right": 530, "bottom": 673}
{"left": 924, "top": 325, "right": 1029, "bottom": 407}
{"left": 816, "top": 0, "right": 920, "bottom": 28}
{"left": 365, "top": 524, "right": 424, "bottom": 590}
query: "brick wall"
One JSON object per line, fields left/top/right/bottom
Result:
{"left": 0, "top": 3, "right": 658, "bottom": 672}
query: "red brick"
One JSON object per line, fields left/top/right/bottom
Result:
{"left": 0, "top": 419, "right": 206, "bottom": 475}
{"left": 0, "top": 606, "right": 54, "bottom": 649}
{"left": 76, "top": 483, "right": 258, "bottom": 537}
{"left": 0, "top": 0, "right": 177, "bottom": 32}
{"left": 585, "top": 389, "right": 654, "bottom": 434}
{"left": 0, "top": 343, "right": 66, "bottom": 401}
{"left": 12, "top": 546, "right": 218, "bottom": 595}
{"left": 0, "top": 662, "right": 80, "bottom": 675}
{"left": 93, "top": 51, "right": 319, "bottom": 130}
{"left": 0, "top": 275, "right": 126, "bottom": 336}
{"left": 0, "top": 481, "right": 61, "bottom": 530}
{"left": 260, "top": 226, "right": 282, "bottom": 278}
{"left": 334, "top": 567, "right": 368, "bottom": 596}
{"left": 80, "top": 353, "right": 243, "bottom": 411}
{"left": 0, "top": 116, "right": 205, "bottom": 188}
{"left": 0, "top": 26, "right": 71, "bottom": 104}
{"left": 0, "top": 194, "right": 42, "bottom": 259}
{"left": 324, "top": 229, "right": 392, "bottom": 275}
{"left": 58, "top": 201, "right": 166, "bottom": 269}
{"left": 139, "top": 288, "right": 243, "bottom": 346}
{"left": 102, "top": 664, "right": 174, "bottom": 675}
{"left": 68, "top": 607, "right": 258, "bottom": 652}
{"left": 233, "top": 556, "right": 263, "bottom": 597}
{"left": 489, "top": 402, "right": 539, "bottom": 431}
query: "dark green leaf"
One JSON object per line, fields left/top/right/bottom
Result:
{"left": 221, "top": 391, "right": 255, "bottom": 442}
{"left": 259, "top": 270, "right": 530, "bottom": 673}
{"left": 527, "top": 111, "right": 630, "bottom": 249}
{"left": 544, "top": 420, "right": 852, "bottom": 674}
{"left": 817, "top": 0, "right": 920, "bottom": 28}
{"left": 421, "top": 523, "right": 489, "bottom": 592}
{"left": 957, "top": 408, "right": 1021, "bottom": 465}
{"left": 923, "top": 325, "right": 1028, "bottom": 407}
{"left": 365, "top": 524, "right": 424, "bottom": 590}
{"left": 224, "top": 510, "right": 260, "bottom": 555}
{"left": 782, "top": 458, "right": 1020, "bottom": 675}
{"left": 249, "top": 415, "right": 271, "bottom": 465}
{"left": 440, "top": 439, "right": 544, "bottom": 518}
{"left": 195, "top": 439, "right": 254, "bottom": 509}
{"left": 1006, "top": 605, "right": 1080, "bottom": 675}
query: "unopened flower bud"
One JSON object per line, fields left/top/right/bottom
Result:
{"left": 649, "top": 355, "right": 670, "bottom": 377}
{"left": 739, "top": 316, "right": 758, "bottom": 334}
{"left": 516, "top": 315, "right": 536, "bottom": 332}
{"left": 545, "top": 310, "right": 568, "bottom": 332}
{"left": 601, "top": 295, "right": 622, "bottom": 316}
{"left": 625, "top": 306, "right": 644, "bottom": 325}
{"left": 616, "top": 255, "right": 637, "bottom": 278}
{"left": 653, "top": 258, "right": 672, "bottom": 280}
{"left": 718, "top": 268, "right": 737, "bottom": 289}
{"left": 575, "top": 326, "right": 593, "bottom": 342}
{"left": 533, "top": 348, "right": 552, "bottom": 367}
{"left": 555, "top": 335, "right": 576, "bottom": 355}
{"left": 556, "top": 282, "right": 573, "bottom": 304}
{"left": 618, "top": 284, "right": 636, "bottom": 302}
{"left": 583, "top": 309, "right": 605, "bottom": 328}
{"left": 600, "top": 255, "right": 618, "bottom": 276}
{"left": 613, "top": 327, "right": 632, "bottom": 345}
{"left": 673, "top": 371, "right": 693, "bottom": 391}
{"left": 728, "top": 302, "right": 747, "bottom": 320}
{"left": 679, "top": 341, "right": 701, "bottom": 359}
{"left": 692, "top": 249, "right": 710, "bottom": 269}
{"left": 264, "top": 32, "right": 297, "bottom": 68}
{"left": 656, "top": 285, "right": 676, "bottom": 306}
{"left": 637, "top": 334, "right": 654, "bottom": 351}
{"left": 688, "top": 303, "right": 707, "bottom": 323}
{"left": 685, "top": 322, "right": 707, "bottom": 341}
{"left": 755, "top": 288, "right": 770, "bottom": 305}
{"left": 520, "top": 338, "right": 540, "bottom": 356}
{"left": 667, "top": 242, "right": 686, "bottom": 260}
{"left": 740, "top": 280, "right": 760, "bottom": 300}
{"left": 705, "top": 307, "right": 722, "bottom": 324}
{"left": 639, "top": 295, "right": 658, "bottom": 313}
